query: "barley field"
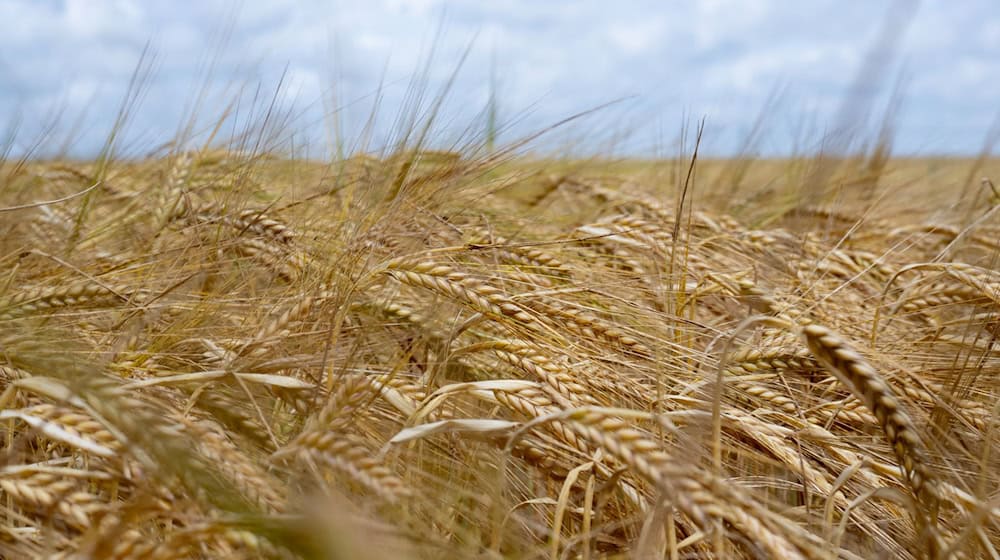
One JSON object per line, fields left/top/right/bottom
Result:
{"left": 1, "top": 146, "right": 998, "bottom": 559}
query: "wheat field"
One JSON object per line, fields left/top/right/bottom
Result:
{"left": 0, "top": 147, "right": 998, "bottom": 559}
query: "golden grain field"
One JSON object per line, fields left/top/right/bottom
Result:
{"left": 0, "top": 148, "right": 998, "bottom": 559}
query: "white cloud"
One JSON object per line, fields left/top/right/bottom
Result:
{"left": 606, "top": 18, "right": 666, "bottom": 56}
{"left": 62, "top": 0, "right": 143, "bottom": 39}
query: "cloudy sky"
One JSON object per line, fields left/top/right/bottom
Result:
{"left": 1, "top": 0, "right": 998, "bottom": 158}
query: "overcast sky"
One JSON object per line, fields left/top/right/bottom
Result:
{"left": 1, "top": 0, "right": 998, "bottom": 158}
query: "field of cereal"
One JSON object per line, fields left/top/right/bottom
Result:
{"left": 1, "top": 145, "right": 999, "bottom": 558}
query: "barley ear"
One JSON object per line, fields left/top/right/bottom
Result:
{"left": 800, "top": 323, "right": 944, "bottom": 555}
